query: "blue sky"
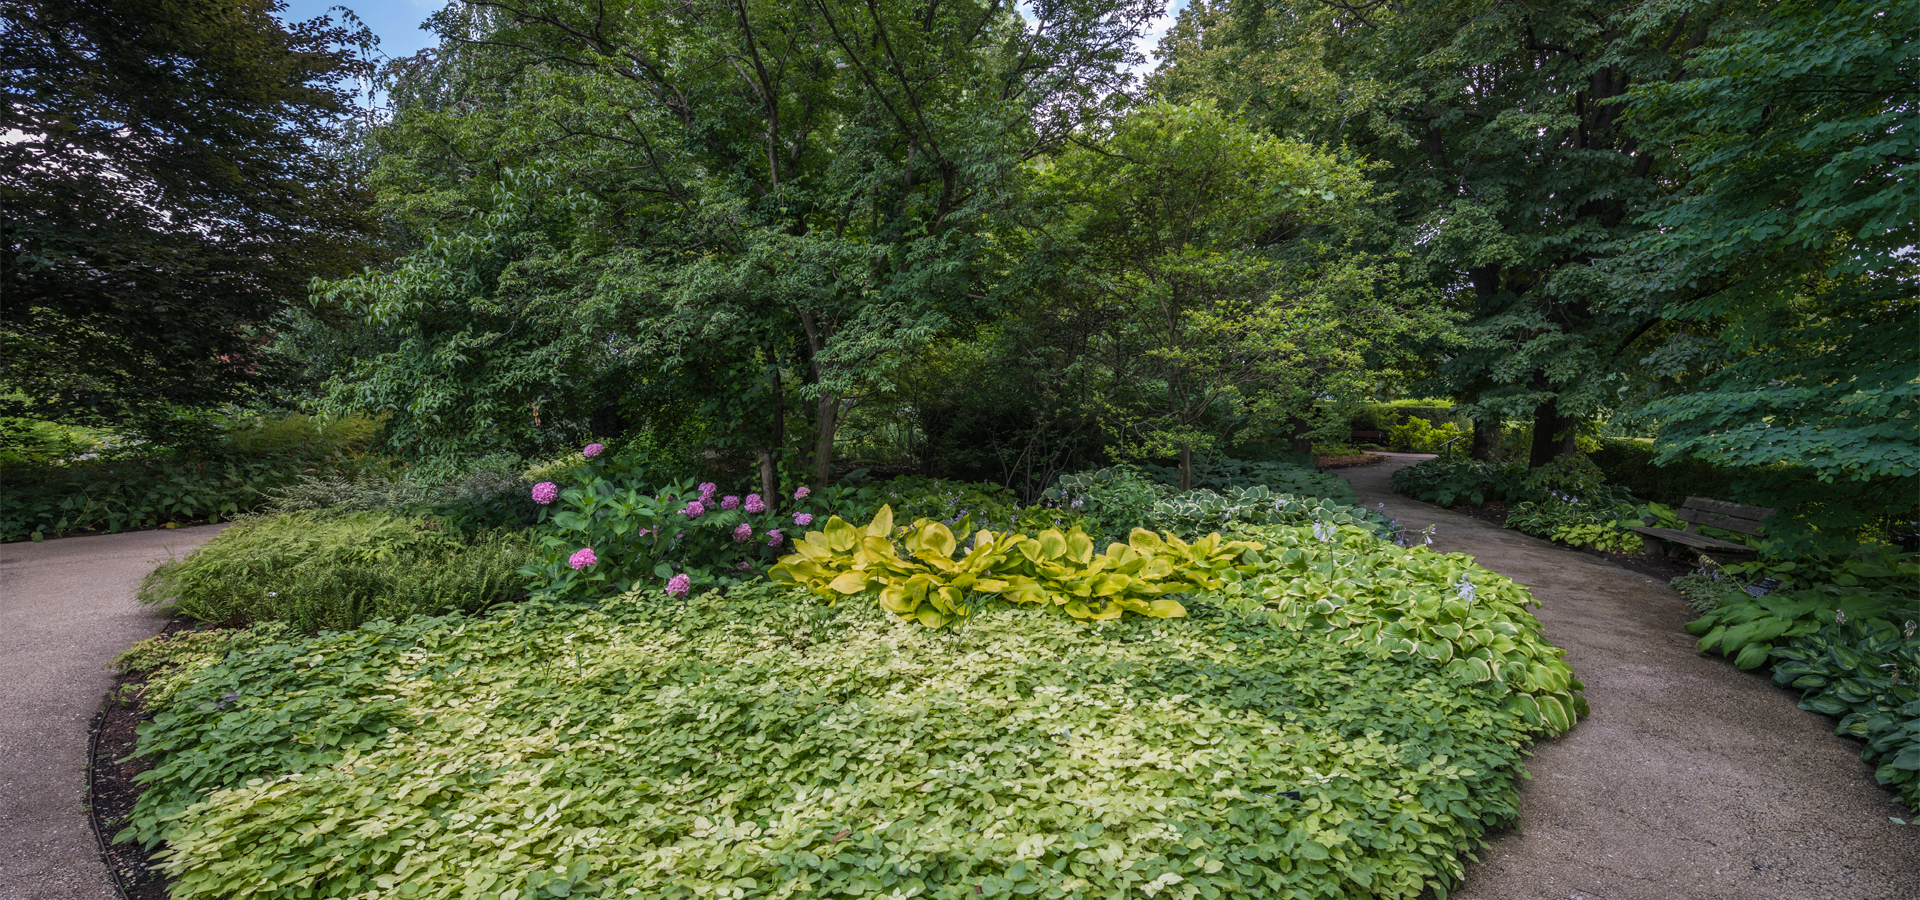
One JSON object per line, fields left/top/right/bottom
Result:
{"left": 279, "top": 1, "right": 446, "bottom": 62}
{"left": 279, "top": 1, "right": 1186, "bottom": 70}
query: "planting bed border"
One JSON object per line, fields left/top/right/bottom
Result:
{"left": 89, "top": 674, "right": 169, "bottom": 900}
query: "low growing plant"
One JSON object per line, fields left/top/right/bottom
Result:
{"left": 126, "top": 582, "right": 1566, "bottom": 900}
{"left": 773, "top": 506, "right": 1261, "bottom": 626}
{"left": 1388, "top": 458, "right": 1529, "bottom": 508}
{"left": 137, "top": 511, "right": 532, "bottom": 632}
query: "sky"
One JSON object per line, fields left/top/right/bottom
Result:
{"left": 278, "top": 0, "right": 1187, "bottom": 72}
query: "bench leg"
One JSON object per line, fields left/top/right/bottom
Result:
{"left": 1640, "top": 535, "right": 1664, "bottom": 559}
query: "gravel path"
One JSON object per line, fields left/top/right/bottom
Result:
{"left": 0, "top": 526, "right": 225, "bottom": 900}
{"left": 1341, "top": 454, "right": 1918, "bottom": 900}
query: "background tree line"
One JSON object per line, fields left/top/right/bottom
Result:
{"left": 4, "top": 0, "right": 1912, "bottom": 505}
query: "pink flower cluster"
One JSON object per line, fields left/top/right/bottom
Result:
{"left": 732, "top": 523, "right": 754, "bottom": 542}
{"left": 793, "top": 486, "right": 811, "bottom": 500}
{"left": 531, "top": 481, "right": 559, "bottom": 505}
{"left": 766, "top": 529, "right": 784, "bottom": 547}
{"left": 720, "top": 495, "right": 740, "bottom": 510}
{"left": 681, "top": 500, "right": 706, "bottom": 518}
{"left": 698, "top": 482, "right": 717, "bottom": 502}
{"left": 665, "top": 573, "right": 692, "bottom": 598}
{"left": 793, "top": 512, "right": 814, "bottom": 527}
{"left": 743, "top": 493, "right": 766, "bottom": 513}
{"left": 582, "top": 442, "right": 605, "bottom": 459}
{"left": 569, "top": 547, "right": 598, "bottom": 570}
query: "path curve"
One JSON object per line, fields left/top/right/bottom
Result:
{"left": 0, "top": 526, "right": 225, "bottom": 900}
{"left": 1340, "top": 454, "right": 1918, "bottom": 900}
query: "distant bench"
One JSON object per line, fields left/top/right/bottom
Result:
{"left": 1627, "top": 497, "right": 1774, "bottom": 562}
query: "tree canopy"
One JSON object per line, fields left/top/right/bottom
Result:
{"left": 0, "top": 0, "right": 377, "bottom": 433}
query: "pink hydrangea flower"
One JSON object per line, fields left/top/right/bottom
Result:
{"left": 531, "top": 482, "right": 559, "bottom": 505}
{"left": 681, "top": 500, "right": 705, "bottom": 518}
{"left": 698, "top": 482, "right": 717, "bottom": 501}
{"left": 568, "top": 548, "right": 597, "bottom": 570}
{"left": 793, "top": 512, "right": 814, "bottom": 526}
{"left": 582, "top": 442, "right": 605, "bottom": 458}
{"left": 793, "top": 486, "right": 811, "bottom": 500}
{"left": 743, "top": 493, "right": 766, "bottom": 513}
{"left": 720, "top": 495, "right": 740, "bottom": 510}
{"left": 732, "top": 523, "right": 754, "bottom": 542}
{"left": 736, "top": 561, "right": 752, "bottom": 571}
{"left": 665, "top": 573, "right": 692, "bottom": 598}
{"left": 766, "top": 529, "right": 784, "bottom": 546}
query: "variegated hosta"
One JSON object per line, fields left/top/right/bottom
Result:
{"left": 1218, "top": 524, "right": 1589, "bottom": 737}
{"left": 772, "top": 505, "right": 1264, "bottom": 627}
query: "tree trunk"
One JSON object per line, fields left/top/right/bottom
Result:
{"left": 1471, "top": 413, "right": 1502, "bottom": 461}
{"left": 1287, "top": 416, "right": 1313, "bottom": 460}
{"left": 1179, "top": 442, "right": 1194, "bottom": 492}
{"left": 809, "top": 393, "right": 838, "bottom": 491}
{"left": 762, "top": 360, "right": 784, "bottom": 505}
{"left": 1529, "top": 400, "right": 1570, "bottom": 468}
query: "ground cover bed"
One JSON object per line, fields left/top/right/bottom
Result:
{"left": 120, "top": 516, "right": 1582, "bottom": 900}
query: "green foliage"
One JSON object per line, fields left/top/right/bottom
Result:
{"left": 775, "top": 507, "right": 1255, "bottom": 626}
{"left": 1, "top": 413, "right": 383, "bottom": 542}
{"left": 1, "top": 0, "right": 377, "bottom": 426}
{"left": 137, "top": 511, "right": 532, "bottom": 632}
{"left": 1770, "top": 619, "right": 1920, "bottom": 809}
{"left": 1137, "top": 457, "right": 1357, "bottom": 503}
{"left": 1348, "top": 400, "right": 1459, "bottom": 433}
{"left": 1388, "top": 458, "right": 1528, "bottom": 508}
{"left": 1505, "top": 497, "right": 1642, "bottom": 555}
{"left": 1686, "top": 560, "right": 1920, "bottom": 809}
{"left": 1383, "top": 417, "right": 1467, "bottom": 454}
{"left": 0, "top": 416, "right": 100, "bottom": 464}
{"left": 1143, "top": 486, "right": 1395, "bottom": 542}
{"left": 1215, "top": 524, "right": 1588, "bottom": 736}
{"left": 111, "top": 624, "right": 294, "bottom": 712}
{"left": 1586, "top": 439, "right": 1737, "bottom": 507}
{"left": 128, "top": 575, "right": 1571, "bottom": 899}
{"left": 1670, "top": 570, "right": 1745, "bottom": 615}
{"left": 1625, "top": 0, "right": 1918, "bottom": 484}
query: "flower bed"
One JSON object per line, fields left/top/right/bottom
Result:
{"left": 123, "top": 522, "right": 1581, "bottom": 900}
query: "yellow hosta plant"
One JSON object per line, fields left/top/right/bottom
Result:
{"left": 771, "top": 505, "right": 1263, "bottom": 627}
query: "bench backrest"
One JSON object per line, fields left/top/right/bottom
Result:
{"left": 1678, "top": 497, "right": 1776, "bottom": 536}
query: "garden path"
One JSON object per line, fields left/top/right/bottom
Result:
{"left": 1340, "top": 454, "right": 1918, "bottom": 900}
{"left": 0, "top": 526, "right": 225, "bottom": 900}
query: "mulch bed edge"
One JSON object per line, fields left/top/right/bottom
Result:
{"left": 88, "top": 673, "right": 169, "bottom": 900}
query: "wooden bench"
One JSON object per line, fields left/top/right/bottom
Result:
{"left": 1350, "top": 430, "right": 1384, "bottom": 444}
{"left": 1627, "top": 497, "right": 1774, "bottom": 562}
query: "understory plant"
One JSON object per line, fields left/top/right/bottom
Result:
{"left": 137, "top": 511, "right": 532, "bottom": 632}
{"left": 125, "top": 582, "right": 1567, "bottom": 900}
{"left": 773, "top": 506, "right": 1261, "bottom": 626}
{"left": 1387, "top": 458, "right": 1529, "bottom": 508}
{"left": 1504, "top": 496, "right": 1645, "bottom": 554}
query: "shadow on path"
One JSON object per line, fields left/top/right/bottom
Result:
{"left": 0, "top": 526, "right": 225, "bottom": 900}
{"left": 1340, "top": 454, "right": 1918, "bottom": 900}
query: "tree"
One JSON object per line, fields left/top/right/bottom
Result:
{"left": 1153, "top": 0, "right": 1726, "bottom": 466}
{"left": 1623, "top": 0, "right": 1918, "bottom": 484}
{"left": 314, "top": 0, "right": 1158, "bottom": 483}
{"left": 0, "top": 0, "right": 376, "bottom": 435}
{"left": 1008, "top": 103, "right": 1445, "bottom": 488}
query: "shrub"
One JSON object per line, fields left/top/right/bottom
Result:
{"left": 127, "top": 572, "right": 1576, "bottom": 900}
{"left": 1388, "top": 458, "right": 1528, "bottom": 507}
{"left": 1670, "top": 569, "right": 1746, "bottom": 614}
{"left": 136, "top": 511, "right": 532, "bottom": 631}
{"left": 1138, "top": 457, "right": 1356, "bottom": 503}
{"left": 1143, "top": 485, "right": 1396, "bottom": 541}
{"left": 1384, "top": 417, "right": 1468, "bottom": 454}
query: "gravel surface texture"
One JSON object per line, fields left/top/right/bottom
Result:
{"left": 1345, "top": 454, "right": 1919, "bottom": 900}
{"left": 0, "top": 526, "right": 224, "bottom": 900}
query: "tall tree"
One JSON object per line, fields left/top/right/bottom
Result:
{"left": 316, "top": 0, "right": 1157, "bottom": 481}
{"left": 1153, "top": 0, "right": 1726, "bottom": 465}
{"left": 0, "top": 0, "right": 376, "bottom": 435}
{"left": 1007, "top": 103, "right": 1446, "bottom": 488}
{"left": 1623, "top": 0, "right": 1918, "bottom": 485}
